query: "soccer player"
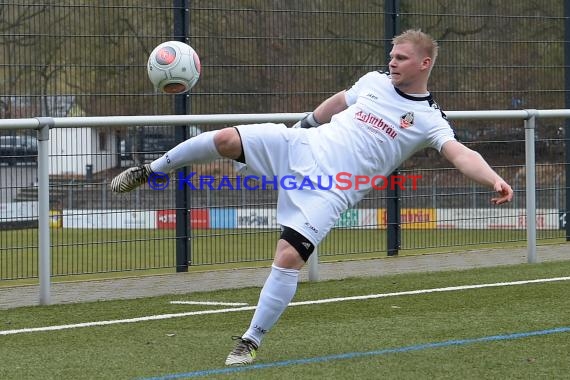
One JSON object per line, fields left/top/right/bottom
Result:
{"left": 111, "top": 29, "right": 513, "bottom": 365}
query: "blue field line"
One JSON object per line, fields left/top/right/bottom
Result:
{"left": 139, "top": 326, "right": 570, "bottom": 379}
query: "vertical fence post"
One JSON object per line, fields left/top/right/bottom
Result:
{"left": 565, "top": 125, "right": 570, "bottom": 240}
{"left": 384, "top": 0, "right": 401, "bottom": 256}
{"left": 562, "top": 1, "right": 570, "bottom": 241}
{"left": 431, "top": 175, "right": 439, "bottom": 209}
{"left": 524, "top": 110, "right": 537, "bottom": 263}
{"left": 308, "top": 248, "right": 319, "bottom": 281}
{"left": 173, "top": 0, "right": 191, "bottom": 271}
{"left": 35, "top": 117, "right": 53, "bottom": 305}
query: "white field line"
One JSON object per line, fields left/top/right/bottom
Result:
{"left": 170, "top": 301, "right": 249, "bottom": 306}
{"left": 1, "top": 276, "right": 569, "bottom": 336}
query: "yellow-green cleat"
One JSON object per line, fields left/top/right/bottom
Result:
{"left": 110, "top": 164, "right": 153, "bottom": 193}
{"left": 225, "top": 336, "right": 258, "bottom": 366}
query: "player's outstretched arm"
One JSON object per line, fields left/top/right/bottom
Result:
{"left": 293, "top": 91, "right": 348, "bottom": 128}
{"left": 312, "top": 90, "right": 349, "bottom": 123}
{"left": 441, "top": 140, "right": 513, "bottom": 205}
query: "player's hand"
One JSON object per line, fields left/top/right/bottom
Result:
{"left": 491, "top": 180, "right": 513, "bottom": 205}
{"left": 292, "top": 113, "right": 320, "bottom": 129}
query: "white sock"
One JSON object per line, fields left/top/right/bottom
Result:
{"left": 149, "top": 130, "right": 222, "bottom": 173}
{"left": 242, "top": 264, "right": 299, "bottom": 347}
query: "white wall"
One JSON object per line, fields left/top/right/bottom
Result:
{"left": 48, "top": 128, "right": 116, "bottom": 176}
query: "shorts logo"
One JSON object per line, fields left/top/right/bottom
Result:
{"left": 304, "top": 222, "right": 319, "bottom": 234}
{"left": 301, "top": 242, "right": 312, "bottom": 250}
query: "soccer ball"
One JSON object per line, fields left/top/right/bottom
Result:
{"left": 147, "top": 41, "right": 201, "bottom": 94}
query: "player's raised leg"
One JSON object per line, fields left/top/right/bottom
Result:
{"left": 110, "top": 128, "right": 242, "bottom": 193}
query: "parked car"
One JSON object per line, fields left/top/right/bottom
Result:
{"left": 0, "top": 134, "right": 38, "bottom": 165}
{"left": 120, "top": 126, "right": 202, "bottom": 162}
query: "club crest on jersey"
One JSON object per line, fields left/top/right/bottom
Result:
{"left": 400, "top": 111, "right": 414, "bottom": 129}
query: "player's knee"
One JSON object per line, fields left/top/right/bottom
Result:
{"left": 280, "top": 226, "right": 315, "bottom": 262}
{"left": 214, "top": 127, "right": 242, "bottom": 159}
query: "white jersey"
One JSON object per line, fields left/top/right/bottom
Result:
{"left": 235, "top": 71, "right": 456, "bottom": 244}
{"left": 306, "top": 70, "right": 455, "bottom": 207}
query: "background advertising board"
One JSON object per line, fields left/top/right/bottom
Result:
{"left": 377, "top": 208, "right": 436, "bottom": 229}
{"left": 210, "top": 208, "right": 237, "bottom": 228}
{"left": 236, "top": 208, "right": 279, "bottom": 229}
{"left": 156, "top": 209, "right": 209, "bottom": 229}
{"left": 437, "top": 209, "right": 559, "bottom": 229}
{"left": 63, "top": 210, "right": 155, "bottom": 229}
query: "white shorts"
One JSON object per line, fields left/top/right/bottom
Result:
{"left": 234, "top": 123, "right": 348, "bottom": 246}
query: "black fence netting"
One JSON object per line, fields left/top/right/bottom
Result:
{"left": 0, "top": 1, "right": 567, "bottom": 279}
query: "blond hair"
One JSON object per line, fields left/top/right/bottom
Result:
{"left": 392, "top": 29, "right": 439, "bottom": 65}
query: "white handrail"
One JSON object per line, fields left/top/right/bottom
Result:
{"left": 0, "top": 109, "right": 568, "bottom": 305}
{"left": 0, "top": 108, "right": 569, "bottom": 129}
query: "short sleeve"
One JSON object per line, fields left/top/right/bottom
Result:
{"left": 344, "top": 71, "right": 385, "bottom": 106}
{"left": 428, "top": 122, "right": 456, "bottom": 152}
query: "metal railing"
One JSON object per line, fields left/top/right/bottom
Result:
{"left": 0, "top": 109, "right": 568, "bottom": 305}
